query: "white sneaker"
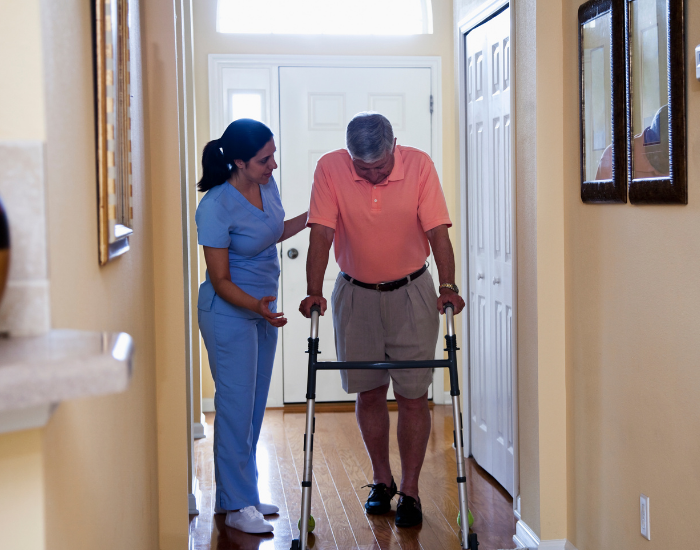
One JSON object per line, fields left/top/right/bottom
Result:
{"left": 256, "top": 503, "right": 279, "bottom": 515}
{"left": 225, "top": 506, "right": 274, "bottom": 533}
{"left": 216, "top": 503, "right": 279, "bottom": 515}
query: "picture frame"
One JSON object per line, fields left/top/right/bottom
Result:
{"left": 95, "top": 0, "right": 134, "bottom": 265}
{"left": 626, "top": 0, "right": 687, "bottom": 204}
{"left": 578, "top": 0, "right": 628, "bottom": 203}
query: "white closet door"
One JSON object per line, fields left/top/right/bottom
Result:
{"left": 279, "top": 66, "right": 432, "bottom": 403}
{"left": 466, "top": 8, "right": 514, "bottom": 496}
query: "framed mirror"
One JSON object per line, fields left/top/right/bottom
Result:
{"left": 95, "top": 0, "right": 135, "bottom": 264}
{"left": 627, "top": 0, "right": 686, "bottom": 204}
{"left": 578, "top": 0, "right": 627, "bottom": 203}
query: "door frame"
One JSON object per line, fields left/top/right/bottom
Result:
{"left": 207, "top": 54, "right": 445, "bottom": 406}
{"left": 457, "top": 0, "right": 519, "bottom": 505}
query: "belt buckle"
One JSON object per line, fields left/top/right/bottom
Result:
{"left": 375, "top": 283, "right": 381, "bottom": 291}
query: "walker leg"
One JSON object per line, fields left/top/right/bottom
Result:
{"left": 298, "top": 398, "right": 315, "bottom": 550}
{"left": 451, "top": 394, "right": 473, "bottom": 548}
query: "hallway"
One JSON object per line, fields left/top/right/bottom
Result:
{"left": 189, "top": 407, "right": 516, "bottom": 550}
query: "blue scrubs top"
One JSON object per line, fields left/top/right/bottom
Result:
{"left": 196, "top": 177, "right": 285, "bottom": 319}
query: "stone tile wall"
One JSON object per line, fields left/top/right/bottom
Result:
{"left": 0, "top": 141, "right": 50, "bottom": 336}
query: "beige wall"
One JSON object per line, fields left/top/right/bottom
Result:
{"left": 0, "top": 3, "right": 48, "bottom": 545}
{"left": 142, "top": 0, "right": 191, "bottom": 546}
{"left": 512, "top": 0, "right": 543, "bottom": 537}
{"left": 564, "top": 0, "right": 700, "bottom": 548}
{"left": 0, "top": 0, "right": 45, "bottom": 140}
{"left": 0, "top": 429, "right": 44, "bottom": 550}
{"left": 40, "top": 1, "right": 162, "bottom": 549}
{"left": 38, "top": 0, "right": 189, "bottom": 548}
{"left": 192, "top": 0, "right": 461, "bottom": 398}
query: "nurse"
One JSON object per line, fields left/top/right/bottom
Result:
{"left": 196, "top": 119, "right": 307, "bottom": 534}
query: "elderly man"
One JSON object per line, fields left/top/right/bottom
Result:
{"left": 299, "top": 112, "right": 464, "bottom": 527}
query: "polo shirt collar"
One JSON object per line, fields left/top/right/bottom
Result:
{"left": 349, "top": 146, "right": 405, "bottom": 184}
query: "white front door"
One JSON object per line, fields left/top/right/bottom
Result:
{"left": 466, "top": 8, "right": 514, "bottom": 496}
{"left": 278, "top": 66, "right": 433, "bottom": 403}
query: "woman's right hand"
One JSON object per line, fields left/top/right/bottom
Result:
{"left": 257, "top": 296, "right": 287, "bottom": 327}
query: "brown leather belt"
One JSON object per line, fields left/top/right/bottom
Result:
{"left": 341, "top": 264, "right": 427, "bottom": 292}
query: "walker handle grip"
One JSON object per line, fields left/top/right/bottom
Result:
{"left": 310, "top": 305, "right": 321, "bottom": 339}
{"left": 444, "top": 302, "right": 455, "bottom": 337}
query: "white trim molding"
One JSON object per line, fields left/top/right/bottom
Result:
{"left": 188, "top": 476, "right": 201, "bottom": 515}
{"left": 514, "top": 519, "right": 539, "bottom": 549}
{"left": 539, "top": 540, "right": 578, "bottom": 550}
{"left": 513, "top": 520, "right": 578, "bottom": 550}
{"left": 193, "top": 422, "right": 206, "bottom": 440}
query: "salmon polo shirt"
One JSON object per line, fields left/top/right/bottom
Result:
{"left": 307, "top": 145, "right": 452, "bottom": 284}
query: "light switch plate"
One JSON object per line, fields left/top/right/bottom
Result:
{"left": 696, "top": 45, "right": 700, "bottom": 81}
{"left": 640, "top": 494, "right": 651, "bottom": 540}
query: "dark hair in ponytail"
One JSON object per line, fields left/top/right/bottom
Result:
{"left": 197, "top": 119, "right": 274, "bottom": 192}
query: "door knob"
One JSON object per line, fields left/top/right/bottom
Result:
{"left": 477, "top": 272, "right": 484, "bottom": 280}
{"left": 287, "top": 248, "right": 299, "bottom": 259}
{"left": 492, "top": 277, "right": 501, "bottom": 285}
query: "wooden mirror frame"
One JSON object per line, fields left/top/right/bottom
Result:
{"left": 626, "top": 0, "right": 687, "bottom": 204}
{"left": 578, "top": 0, "right": 628, "bottom": 203}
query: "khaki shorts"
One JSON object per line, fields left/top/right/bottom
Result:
{"left": 331, "top": 270, "right": 440, "bottom": 399}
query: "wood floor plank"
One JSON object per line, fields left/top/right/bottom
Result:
{"left": 260, "top": 412, "right": 296, "bottom": 550}
{"left": 283, "top": 412, "right": 339, "bottom": 550}
{"left": 317, "top": 414, "right": 400, "bottom": 550}
{"left": 190, "top": 407, "right": 516, "bottom": 550}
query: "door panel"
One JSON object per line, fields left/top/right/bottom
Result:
{"left": 466, "top": 7, "right": 514, "bottom": 496}
{"left": 279, "top": 66, "right": 433, "bottom": 403}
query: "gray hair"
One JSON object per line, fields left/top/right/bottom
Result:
{"left": 346, "top": 112, "right": 394, "bottom": 163}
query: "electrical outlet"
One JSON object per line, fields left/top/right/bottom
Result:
{"left": 640, "top": 494, "right": 651, "bottom": 540}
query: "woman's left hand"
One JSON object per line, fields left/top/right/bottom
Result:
{"left": 257, "top": 296, "right": 288, "bottom": 327}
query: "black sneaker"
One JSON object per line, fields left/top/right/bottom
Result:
{"left": 395, "top": 493, "right": 422, "bottom": 527}
{"left": 362, "top": 478, "right": 397, "bottom": 515}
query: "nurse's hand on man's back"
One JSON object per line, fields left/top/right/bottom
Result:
{"left": 257, "top": 296, "right": 287, "bottom": 327}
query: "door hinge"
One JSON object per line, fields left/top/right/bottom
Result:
{"left": 430, "top": 95, "right": 434, "bottom": 115}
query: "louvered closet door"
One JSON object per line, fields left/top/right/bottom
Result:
{"left": 466, "top": 7, "right": 514, "bottom": 496}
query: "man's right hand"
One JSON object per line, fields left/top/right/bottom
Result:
{"left": 299, "top": 295, "right": 327, "bottom": 318}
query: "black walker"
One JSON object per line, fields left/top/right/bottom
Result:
{"left": 290, "top": 304, "right": 479, "bottom": 550}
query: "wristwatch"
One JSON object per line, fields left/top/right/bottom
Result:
{"left": 439, "top": 283, "right": 459, "bottom": 294}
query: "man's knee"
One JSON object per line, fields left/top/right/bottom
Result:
{"left": 395, "top": 390, "right": 429, "bottom": 410}
{"left": 357, "top": 383, "right": 390, "bottom": 406}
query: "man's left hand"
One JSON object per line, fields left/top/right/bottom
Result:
{"left": 437, "top": 288, "right": 465, "bottom": 315}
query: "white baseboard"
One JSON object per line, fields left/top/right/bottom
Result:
{"left": 539, "top": 540, "right": 577, "bottom": 550}
{"left": 188, "top": 476, "right": 200, "bottom": 515}
{"left": 193, "top": 422, "right": 206, "bottom": 440}
{"left": 514, "top": 519, "right": 539, "bottom": 549}
{"left": 202, "top": 398, "right": 215, "bottom": 412}
{"left": 513, "top": 520, "right": 578, "bottom": 550}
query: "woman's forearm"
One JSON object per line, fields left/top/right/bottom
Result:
{"left": 278, "top": 211, "right": 308, "bottom": 242}
{"left": 212, "top": 279, "right": 260, "bottom": 312}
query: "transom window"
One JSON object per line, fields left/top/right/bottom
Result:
{"left": 217, "top": 0, "right": 433, "bottom": 35}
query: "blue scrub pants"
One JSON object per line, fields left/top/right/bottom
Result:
{"left": 198, "top": 309, "right": 277, "bottom": 511}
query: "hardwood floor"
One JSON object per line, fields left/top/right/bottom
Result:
{"left": 189, "top": 406, "right": 516, "bottom": 550}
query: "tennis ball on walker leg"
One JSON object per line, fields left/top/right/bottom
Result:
{"left": 298, "top": 515, "right": 316, "bottom": 532}
{"left": 457, "top": 510, "right": 475, "bottom": 528}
